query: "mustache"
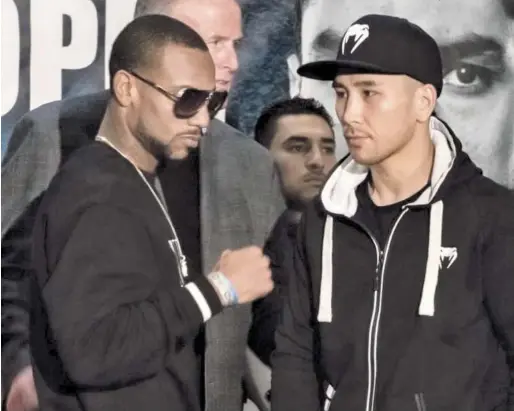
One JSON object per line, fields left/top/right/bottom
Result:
{"left": 177, "top": 129, "right": 202, "bottom": 138}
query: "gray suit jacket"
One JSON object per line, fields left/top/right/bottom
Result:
{"left": 1, "top": 91, "right": 285, "bottom": 411}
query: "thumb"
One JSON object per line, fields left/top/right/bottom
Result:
{"left": 220, "top": 249, "right": 232, "bottom": 260}
{"left": 214, "top": 249, "right": 232, "bottom": 271}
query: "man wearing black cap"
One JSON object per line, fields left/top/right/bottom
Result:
{"left": 271, "top": 14, "right": 514, "bottom": 411}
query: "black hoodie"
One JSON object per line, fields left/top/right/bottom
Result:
{"left": 271, "top": 117, "right": 514, "bottom": 411}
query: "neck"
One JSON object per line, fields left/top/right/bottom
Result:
{"left": 369, "top": 126, "right": 434, "bottom": 206}
{"left": 98, "top": 102, "right": 159, "bottom": 173}
{"left": 285, "top": 208, "right": 303, "bottom": 224}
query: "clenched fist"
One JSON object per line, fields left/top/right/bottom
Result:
{"left": 215, "top": 246, "right": 273, "bottom": 304}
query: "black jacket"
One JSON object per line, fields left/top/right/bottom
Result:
{"left": 271, "top": 117, "right": 514, "bottom": 411}
{"left": 249, "top": 210, "right": 299, "bottom": 366}
{"left": 30, "top": 142, "right": 223, "bottom": 411}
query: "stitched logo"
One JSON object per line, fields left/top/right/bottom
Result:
{"left": 341, "top": 24, "right": 370, "bottom": 54}
{"left": 439, "top": 247, "right": 458, "bottom": 269}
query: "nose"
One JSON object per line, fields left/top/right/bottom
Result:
{"left": 339, "top": 92, "right": 363, "bottom": 129}
{"left": 188, "top": 104, "right": 211, "bottom": 130}
{"left": 223, "top": 42, "right": 239, "bottom": 73}
{"left": 305, "top": 146, "right": 324, "bottom": 170}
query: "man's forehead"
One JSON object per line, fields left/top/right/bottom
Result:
{"left": 275, "top": 115, "right": 334, "bottom": 140}
{"left": 302, "top": 0, "right": 506, "bottom": 59}
{"left": 162, "top": 0, "right": 242, "bottom": 33}
{"left": 158, "top": 45, "right": 215, "bottom": 88}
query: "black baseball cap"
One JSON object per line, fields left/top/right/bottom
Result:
{"left": 298, "top": 14, "right": 443, "bottom": 96}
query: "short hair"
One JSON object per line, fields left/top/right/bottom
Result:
{"left": 254, "top": 97, "right": 334, "bottom": 148}
{"left": 109, "top": 14, "right": 208, "bottom": 89}
{"left": 134, "top": 0, "right": 173, "bottom": 17}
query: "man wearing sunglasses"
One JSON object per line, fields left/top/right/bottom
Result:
{"left": 1, "top": 1, "right": 284, "bottom": 411}
{"left": 9, "top": 13, "right": 277, "bottom": 411}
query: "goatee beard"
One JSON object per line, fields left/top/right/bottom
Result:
{"left": 136, "top": 131, "right": 168, "bottom": 165}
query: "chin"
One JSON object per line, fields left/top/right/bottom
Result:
{"left": 216, "top": 81, "right": 231, "bottom": 93}
{"left": 349, "top": 149, "right": 377, "bottom": 167}
{"left": 168, "top": 150, "right": 189, "bottom": 160}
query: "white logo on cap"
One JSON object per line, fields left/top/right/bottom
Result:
{"left": 341, "top": 24, "right": 369, "bottom": 54}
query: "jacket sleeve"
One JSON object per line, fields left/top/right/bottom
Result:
{"left": 249, "top": 214, "right": 290, "bottom": 366}
{"left": 270, "top": 217, "right": 321, "bottom": 411}
{"left": 267, "top": 164, "right": 287, "bottom": 236}
{"left": 242, "top": 147, "right": 286, "bottom": 411}
{"left": 482, "top": 190, "right": 514, "bottom": 408}
{"left": 1, "top": 105, "right": 61, "bottom": 398}
{"left": 2, "top": 195, "right": 44, "bottom": 399}
{"left": 2, "top": 103, "right": 61, "bottom": 237}
{"left": 39, "top": 204, "right": 224, "bottom": 389}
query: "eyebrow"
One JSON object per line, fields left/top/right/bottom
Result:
{"left": 208, "top": 34, "right": 244, "bottom": 42}
{"left": 283, "top": 135, "right": 335, "bottom": 144}
{"left": 438, "top": 33, "right": 504, "bottom": 74}
{"left": 311, "top": 27, "right": 342, "bottom": 55}
{"left": 331, "top": 79, "right": 379, "bottom": 88}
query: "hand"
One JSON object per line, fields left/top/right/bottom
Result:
{"left": 6, "top": 366, "right": 39, "bottom": 411}
{"left": 216, "top": 246, "right": 273, "bottom": 304}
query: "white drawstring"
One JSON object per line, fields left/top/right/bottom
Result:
{"left": 418, "top": 201, "right": 444, "bottom": 316}
{"left": 323, "top": 384, "right": 335, "bottom": 411}
{"left": 318, "top": 216, "right": 334, "bottom": 322}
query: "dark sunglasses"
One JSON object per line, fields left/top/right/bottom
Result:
{"left": 128, "top": 70, "right": 227, "bottom": 119}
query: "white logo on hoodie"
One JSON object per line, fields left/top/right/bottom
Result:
{"left": 439, "top": 247, "right": 458, "bottom": 269}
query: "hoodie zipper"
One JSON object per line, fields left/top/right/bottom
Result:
{"left": 354, "top": 207, "right": 409, "bottom": 411}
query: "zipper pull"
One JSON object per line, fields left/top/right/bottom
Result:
{"left": 169, "top": 239, "right": 188, "bottom": 285}
{"left": 179, "top": 255, "right": 189, "bottom": 279}
{"left": 373, "top": 250, "right": 384, "bottom": 291}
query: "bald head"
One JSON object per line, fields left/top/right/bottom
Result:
{"left": 134, "top": 0, "right": 172, "bottom": 17}
{"left": 134, "top": 0, "right": 242, "bottom": 94}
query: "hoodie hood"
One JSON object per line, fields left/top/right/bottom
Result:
{"left": 320, "top": 116, "right": 482, "bottom": 218}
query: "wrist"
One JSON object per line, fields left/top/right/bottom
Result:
{"left": 207, "top": 271, "right": 239, "bottom": 306}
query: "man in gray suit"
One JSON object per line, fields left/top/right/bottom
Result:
{"left": 1, "top": 1, "right": 284, "bottom": 411}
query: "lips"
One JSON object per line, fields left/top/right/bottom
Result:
{"left": 345, "top": 134, "right": 368, "bottom": 140}
{"left": 303, "top": 174, "right": 326, "bottom": 184}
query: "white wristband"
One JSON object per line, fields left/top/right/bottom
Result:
{"left": 207, "top": 271, "right": 239, "bottom": 306}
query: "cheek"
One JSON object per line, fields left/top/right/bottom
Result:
{"left": 367, "top": 99, "right": 412, "bottom": 141}
{"left": 209, "top": 49, "right": 225, "bottom": 71}
{"left": 324, "top": 156, "right": 337, "bottom": 172}
{"left": 275, "top": 155, "right": 305, "bottom": 186}
{"left": 145, "top": 104, "right": 182, "bottom": 143}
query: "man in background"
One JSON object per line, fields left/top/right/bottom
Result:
{"left": 245, "top": 97, "right": 336, "bottom": 407}
{"left": 290, "top": 0, "right": 514, "bottom": 186}
{"left": 1, "top": 1, "right": 284, "bottom": 411}
{"left": 255, "top": 97, "right": 336, "bottom": 225}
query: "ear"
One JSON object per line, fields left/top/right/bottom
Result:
{"left": 415, "top": 83, "right": 437, "bottom": 123}
{"left": 112, "top": 70, "right": 135, "bottom": 107}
